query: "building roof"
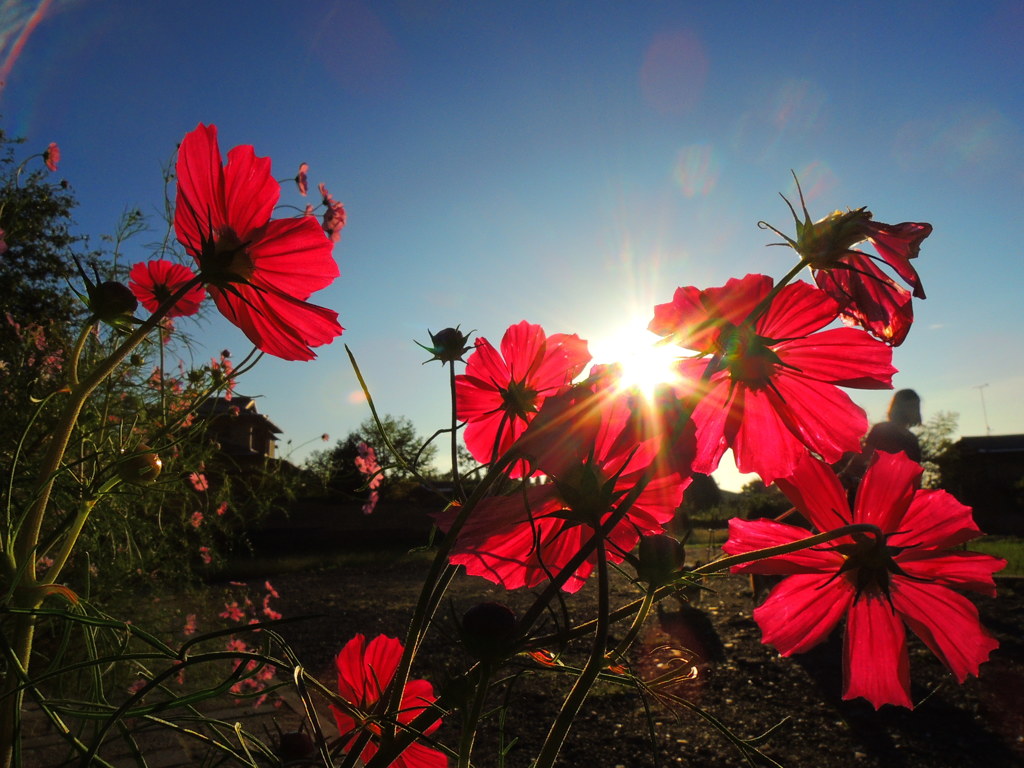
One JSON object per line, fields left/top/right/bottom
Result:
{"left": 196, "top": 395, "right": 283, "bottom": 434}
{"left": 956, "top": 434, "right": 1024, "bottom": 454}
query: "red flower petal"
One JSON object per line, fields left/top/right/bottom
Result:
{"left": 896, "top": 550, "right": 1005, "bottom": 597}
{"left": 724, "top": 518, "right": 843, "bottom": 574}
{"left": 223, "top": 144, "right": 278, "bottom": 239}
{"left": 843, "top": 593, "right": 912, "bottom": 709}
{"left": 814, "top": 255, "right": 915, "bottom": 346}
{"left": 128, "top": 260, "right": 205, "bottom": 318}
{"left": 862, "top": 220, "right": 931, "bottom": 299}
{"left": 853, "top": 451, "right": 920, "bottom": 533}
{"left": 173, "top": 124, "right": 343, "bottom": 360}
{"left": 890, "top": 486, "right": 984, "bottom": 550}
{"left": 891, "top": 579, "right": 999, "bottom": 683}
{"left": 773, "top": 453, "right": 852, "bottom": 533}
{"left": 757, "top": 280, "right": 839, "bottom": 339}
{"left": 774, "top": 327, "right": 896, "bottom": 389}
{"left": 210, "top": 284, "right": 342, "bottom": 361}
{"left": 174, "top": 124, "right": 227, "bottom": 254}
{"left": 753, "top": 573, "right": 852, "bottom": 655}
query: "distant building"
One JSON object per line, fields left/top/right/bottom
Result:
{"left": 941, "top": 434, "right": 1024, "bottom": 535}
{"left": 196, "top": 395, "right": 282, "bottom": 461}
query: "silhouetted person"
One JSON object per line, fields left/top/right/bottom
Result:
{"left": 835, "top": 389, "right": 923, "bottom": 495}
{"left": 864, "top": 389, "right": 922, "bottom": 463}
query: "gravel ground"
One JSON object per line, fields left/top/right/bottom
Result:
{"left": 251, "top": 541, "right": 1024, "bottom": 768}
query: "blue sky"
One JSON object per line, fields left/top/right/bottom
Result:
{"left": 3, "top": 0, "right": 1022, "bottom": 490}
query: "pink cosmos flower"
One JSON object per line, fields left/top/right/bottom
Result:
{"left": 362, "top": 490, "right": 380, "bottom": 517}
{"left": 330, "top": 634, "right": 446, "bottom": 768}
{"left": 262, "top": 594, "right": 282, "bottom": 621}
{"left": 811, "top": 218, "right": 932, "bottom": 347}
{"left": 128, "top": 260, "right": 205, "bottom": 317}
{"left": 355, "top": 442, "right": 383, "bottom": 490}
{"left": 43, "top": 142, "right": 60, "bottom": 172}
{"left": 190, "top": 511, "right": 204, "bottom": 529}
{"left": 456, "top": 321, "right": 590, "bottom": 478}
{"left": 295, "top": 162, "right": 309, "bottom": 196}
{"left": 723, "top": 451, "right": 1004, "bottom": 709}
{"left": 438, "top": 367, "right": 692, "bottom": 592}
{"left": 216, "top": 501, "right": 229, "bottom": 516}
{"left": 649, "top": 274, "right": 895, "bottom": 484}
{"left": 174, "top": 123, "right": 343, "bottom": 361}
{"left": 183, "top": 614, "right": 198, "bottom": 635}
{"left": 777, "top": 190, "right": 931, "bottom": 346}
{"left": 199, "top": 546, "right": 212, "bottom": 565}
{"left": 188, "top": 472, "right": 209, "bottom": 492}
{"left": 318, "top": 182, "right": 347, "bottom": 243}
{"left": 220, "top": 602, "right": 246, "bottom": 622}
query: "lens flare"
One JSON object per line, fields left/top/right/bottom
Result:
{"left": 640, "top": 28, "right": 708, "bottom": 115}
{"left": 674, "top": 143, "right": 719, "bottom": 198}
{"left": 0, "top": 0, "right": 56, "bottom": 92}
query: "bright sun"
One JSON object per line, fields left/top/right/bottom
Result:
{"left": 589, "top": 323, "right": 684, "bottom": 396}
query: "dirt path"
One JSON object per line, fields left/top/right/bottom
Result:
{"left": 259, "top": 551, "right": 1024, "bottom": 768}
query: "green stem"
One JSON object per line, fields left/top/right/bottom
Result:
{"left": 689, "top": 522, "right": 882, "bottom": 576}
{"left": 379, "top": 455, "right": 512, "bottom": 746}
{"left": 514, "top": 471, "right": 651, "bottom": 641}
{"left": 457, "top": 663, "right": 492, "bottom": 768}
{"left": 1, "top": 276, "right": 201, "bottom": 768}
{"left": 533, "top": 536, "right": 611, "bottom": 768}
{"left": 449, "top": 363, "right": 463, "bottom": 500}
{"left": 608, "top": 586, "right": 656, "bottom": 662}
{"left": 40, "top": 476, "right": 118, "bottom": 586}
{"left": 745, "top": 256, "right": 811, "bottom": 324}
{"left": 67, "top": 322, "right": 94, "bottom": 387}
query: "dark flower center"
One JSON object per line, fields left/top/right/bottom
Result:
{"left": 714, "top": 323, "right": 781, "bottom": 387}
{"left": 499, "top": 378, "right": 538, "bottom": 421}
{"left": 200, "top": 228, "right": 255, "bottom": 285}
{"left": 152, "top": 283, "right": 173, "bottom": 305}
{"left": 552, "top": 462, "right": 614, "bottom": 527}
{"left": 831, "top": 531, "right": 911, "bottom": 602}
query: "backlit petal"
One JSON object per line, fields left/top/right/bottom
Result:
{"left": 773, "top": 453, "right": 851, "bottom": 533}
{"left": 896, "top": 550, "right": 1005, "bottom": 597}
{"left": 891, "top": 579, "right": 999, "bottom": 683}
{"left": 843, "top": 594, "right": 912, "bottom": 709}
{"left": 724, "top": 518, "right": 843, "bottom": 574}
{"left": 891, "top": 487, "right": 983, "bottom": 549}
{"left": 854, "top": 451, "right": 919, "bottom": 532}
{"left": 753, "top": 573, "right": 852, "bottom": 655}
{"left": 223, "top": 144, "right": 278, "bottom": 239}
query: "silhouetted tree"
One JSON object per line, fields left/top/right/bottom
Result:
{"left": 914, "top": 410, "right": 958, "bottom": 488}
{"left": 307, "top": 414, "right": 439, "bottom": 492}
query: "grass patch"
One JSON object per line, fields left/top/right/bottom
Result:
{"left": 972, "top": 535, "right": 1024, "bottom": 577}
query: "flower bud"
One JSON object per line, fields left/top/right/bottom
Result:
{"left": 418, "top": 326, "right": 474, "bottom": 365}
{"left": 117, "top": 444, "right": 163, "bottom": 485}
{"left": 277, "top": 731, "right": 315, "bottom": 760}
{"left": 461, "top": 601, "right": 517, "bottom": 662}
{"left": 795, "top": 208, "right": 873, "bottom": 268}
{"left": 637, "top": 533, "right": 685, "bottom": 587}
{"left": 87, "top": 281, "right": 138, "bottom": 326}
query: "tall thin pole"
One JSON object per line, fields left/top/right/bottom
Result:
{"left": 972, "top": 383, "right": 991, "bottom": 436}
